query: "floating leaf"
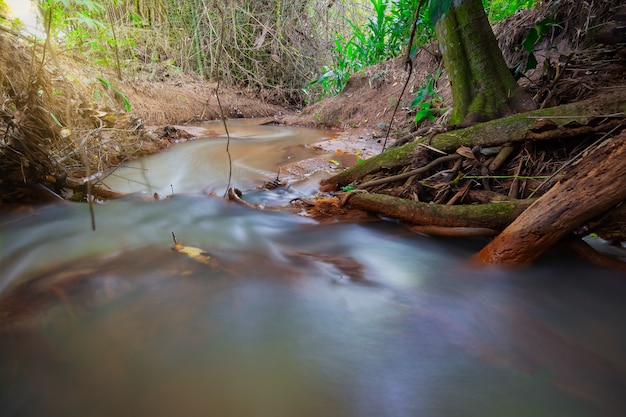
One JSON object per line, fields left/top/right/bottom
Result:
{"left": 171, "top": 233, "right": 218, "bottom": 267}
{"left": 328, "top": 159, "right": 340, "bottom": 166}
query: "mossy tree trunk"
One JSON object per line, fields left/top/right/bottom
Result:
{"left": 435, "top": 0, "right": 535, "bottom": 126}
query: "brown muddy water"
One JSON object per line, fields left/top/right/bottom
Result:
{"left": 1, "top": 121, "right": 625, "bottom": 417}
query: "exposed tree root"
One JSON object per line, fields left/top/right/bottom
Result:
{"left": 474, "top": 134, "right": 626, "bottom": 266}
{"left": 321, "top": 91, "right": 626, "bottom": 192}
{"left": 343, "top": 192, "right": 533, "bottom": 230}
{"left": 566, "top": 238, "right": 626, "bottom": 273}
{"left": 315, "top": 92, "right": 626, "bottom": 268}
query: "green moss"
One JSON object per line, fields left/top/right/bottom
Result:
{"left": 436, "top": 0, "right": 532, "bottom": 125}
{"left": 348, "top": 192, "right": 533, "bottom": 229}
{"left": 321, "top": 140, "right": 420, "bottom": 189}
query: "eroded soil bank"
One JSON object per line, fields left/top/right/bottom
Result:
{"left": 1, "top": 2, "right": 625, "bottom": 224}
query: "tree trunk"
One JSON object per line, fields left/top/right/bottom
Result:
{"left": 474, "top": 133, "right": 626, "bottom": 266}
{"left": 436, "top": 0, "right": 535, "bottom": 126}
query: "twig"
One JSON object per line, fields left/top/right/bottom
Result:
{"left": 381, "top": 0, "right": 424, "bottom": 153}
{"left": 79, "top": 131, "right": 96, "bottom": 231}
{"left": 539, "top": 54, "right": 571, "bottom": 109}
{"left": 528, "top": 121, "right": 625, "bottom": 198}
{"left": 357, "top": 154, "right": 460, "bottom": 189}
{"left": 106, "top": 5, "right": 123, "bottom": 80}
{"left": 38, "top": 5, "right": 53, "bottom": 76}
{"left": 213, "top": 3, "right": 233, "bottom": 198}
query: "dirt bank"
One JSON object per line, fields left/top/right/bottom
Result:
{"left": 1, "top": 1, "right": 625, "bottom": 207}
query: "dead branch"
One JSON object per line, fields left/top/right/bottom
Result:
{"left": 357, "top": 154, "right": 461, "bottom": 189}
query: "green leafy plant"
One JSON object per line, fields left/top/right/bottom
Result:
{"left": 409, "top": 70, "right": 442, "bottom": 124}
{"left": 309, "top": 0, "right": 433, "bottom": 100}
{"left": 521, "top": 18, "right": 560, "bottom": 71}
{"left": 96, "top": 75, "right": 131, "bottom": 112}
{"left": 482, "top": 0, "right": 536, "bottom": 22}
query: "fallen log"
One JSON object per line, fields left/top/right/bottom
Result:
{"left": 474, "top": 133, "right": 626, "bottom": 266}
{"left": 408, "top": 225, "right": 498, "bottom": 237}
{"left": 321, "top": 91, "right": 626, "bottom": 191}
{"left": 344, "top": 192, "right": 534, "bottom": 230}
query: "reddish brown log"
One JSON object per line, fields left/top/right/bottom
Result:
{"left": 566, "top": 238, "right": 626, "bottom": 272}
{"left": 475, "top": 134, "right": 626, "bottom": 266}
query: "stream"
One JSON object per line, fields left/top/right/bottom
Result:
{"left": 1, "top": 121, "right": 625, "bottom": 417}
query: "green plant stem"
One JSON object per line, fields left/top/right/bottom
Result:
{"left": 381, "top": 0, "right": 424, "bottom": 153}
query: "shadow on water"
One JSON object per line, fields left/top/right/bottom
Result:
{"left": 1, "top": 124, "right": 625, "bottom": 417}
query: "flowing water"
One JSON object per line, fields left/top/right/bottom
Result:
{"left": 101, "top": 119, "right": 348, "bottom": 199}
{"left": 1, "top": 122, "right": 625, "bottom": 417}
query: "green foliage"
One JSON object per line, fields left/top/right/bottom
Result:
{"left": 522, "top": 18, "right": 560, "bottom": 71}
{"left": 49, "top": 111, "right": 64, "bottom": 127}
{"left": 482, "top": 0, "right": 536, "bottom": 22}
{"left": 39, "top": 0, "right": 125, "bottom": 70}
{"left": 426, "top": 0, "right": 536, "bottom": 26}
{"left": 427, "top": 0, "right": 451, "bottom": 27}
{"left": 311, "top": 0, "right": 536, "bottom": 100}
{"left": 96, "top": 75, "right": 131, "bottom": 112}
{"left": 309, "top": 0, "right": 433, "bottom": 100}
{"left": 409, "top": 70, "right": 442, "bottom": 124}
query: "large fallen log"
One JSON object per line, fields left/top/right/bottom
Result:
{"left": 344, "top": 192, "right": 534, "bottom": 230}
{"left": 474, "top": 133, "right": 626, "bottom": 266}
{"left": 321, "top": 91, "right": 626, "bottom": 191}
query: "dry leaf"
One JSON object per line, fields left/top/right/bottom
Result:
{"left": 456, "top": 146, "right": 476, "bottom": 159}
{"left": 171, "top": 233, "right": 218, "bottom": 267}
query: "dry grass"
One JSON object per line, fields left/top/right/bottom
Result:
{"left": 0, "top": 28, "right": 284, "bottom": 206}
